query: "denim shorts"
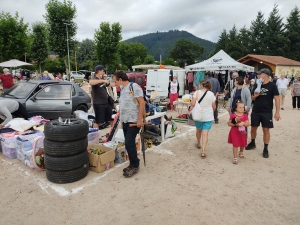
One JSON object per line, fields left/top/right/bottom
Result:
{"left": 194, "top": 121, "right": 213, "bottom": 130}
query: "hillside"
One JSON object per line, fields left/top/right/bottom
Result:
{"left": 124, "top": 30, "right": 216, "bottom": 61}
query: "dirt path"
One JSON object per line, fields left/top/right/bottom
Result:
{"left": 0, "top": 94, "right": 299, "bottom": 225}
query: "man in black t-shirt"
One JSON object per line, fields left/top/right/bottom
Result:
{"left": 245, "top": 68, "right": 281, "bottom": 158}
{"left": 89, "top": 65, "right": 116, "bottom": 129}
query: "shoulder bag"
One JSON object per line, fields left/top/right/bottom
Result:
{"left": 191, "top": 90, "right": 208, "bottom": 121}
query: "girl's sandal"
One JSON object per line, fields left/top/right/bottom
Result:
{"left": 239, "top": 152, "right": 244, "bottom": 158}
{"left": 232, "top": 158, "right": 238, "bottom": 164}
{"left": 201, "top": 153, "right": 206, "bottom": 158}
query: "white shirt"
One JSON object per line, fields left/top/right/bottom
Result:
{"left": 276, "top": 78, "right": 289, "bottom": 89}
{"left": 193, "top": 90, "right": 216, "bottom": 122}
{"left": 170, "top": 82, "right": 178, "bottom": 94}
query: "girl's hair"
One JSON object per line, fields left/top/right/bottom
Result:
{"left": 113, "top": 70, "right": 128, "bottom": 81}
{"left": 200, "top": 80, "right": 212, "bottom": 90}
{"left": 233, "top": 99, "right": 245, "bottom": 112}
{"left": 236, "top": 76, "right": 244, "bottom": 85}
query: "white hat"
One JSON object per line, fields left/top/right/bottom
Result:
{"left": 3, "top": 68, "right": 9, "bottom": 72}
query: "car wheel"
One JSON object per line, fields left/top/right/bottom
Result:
{"left": 45, "top": 151, "right": 89, "bottom": 171}
{"left": 46, "top": 163, "right": 89, "bottom": 184}
{"left": 75, "top": 104, "right": 88, "bottom": 112}
{"left": 44, "top": 137, "right": 88, "bottom": 156}
{"left": 44, "top": 119, "right": 89, "bottom": 142}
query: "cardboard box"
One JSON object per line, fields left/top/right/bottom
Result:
{"left": 87, "top": 144, "right": 116, "bottom": 173}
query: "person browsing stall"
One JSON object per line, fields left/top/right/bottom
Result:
{"left": 168, "top": 75, "right": 180, "bottom": 111}
{"left": 0, "top": 99, "right": 29, "bottom": 128}
{"left": 89, "top": 65, "right": 115, "bottom": 129}
{"left": 113, "top": 71, "right": 145, "bottom": 178}
{"left": 0, "top": 68, "right": 15, "bottom": 92}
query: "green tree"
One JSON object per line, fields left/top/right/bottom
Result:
{"left": 143, "top": 54, "right": 155, "bottom": 64}
{"left": 94, "top": 22, "right": 122, "bottom": 73}
{"left": 210, "top": 29, "right": 229, "bottom": 56}
{"left": 285, "top": 6, "right": 300, "bottom": 61}
{"left": 226, "top": 25, "right": 242, "bottom": 59}
{"left": 30, "top": 22, "right": 49, "bottom": 73}
{"left": 169, "top": 39, "right": 204, "bottom": 67}
{"left": 264, "top": 4, "right": 289, "bottom": 56}
{"left": 0, "top": 12, "right": 29, "bottom": 62}
{"left": 44, "top": 58, "right": 65, "bottom": 73}
{"left": 162, "top": 57, "right": 177, "bottom": 66}
{"left": 118, "top": 42, "right": 147, "bottom": 69}
{"left": 237, "top": 26, "right": 251, "bottom": 58}
{"left": 44, "top": 0, "right": 77, "bottom": 73}
{"left": 249, "top": 11, "right": 266, "bottom": 54}
{"left": 76, "top": 39, "right": 97, "bottom": 70}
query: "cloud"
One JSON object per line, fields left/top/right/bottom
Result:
{"left": 0, "top": 0, "right": 297, "bottom": 43}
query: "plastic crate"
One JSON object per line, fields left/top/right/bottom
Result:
{"left": 0, "top": 134, "right": 18, "bottom": 159}
{"left": 88, "top": 130, "right": 100, "bottom": 144}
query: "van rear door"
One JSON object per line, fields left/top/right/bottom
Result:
{"left": 173, "top": 70, "right": 186, "bottom": 96}
{"left": 146, "top": 70, "right": 158, "bottom": 95}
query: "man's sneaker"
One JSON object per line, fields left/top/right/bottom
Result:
{"left": 123, "top": 165, "right": 131, "bottom": 173}
{"left": 263, "top": 150, "right": 269, "bottom": 158}
{"left": 215, "top": 120, "right": 219, "bottom": 124}
{"left": 123, "top": 166, "right": 139, "bottom": 178}
{"left": 281, "top": 107, "right": 284, "bottom": 110}
{"left": 245, "top": 142, "right": 256, "bottom": 150}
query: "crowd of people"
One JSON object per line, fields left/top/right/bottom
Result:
{"left": 187, "top": 67, "right": 300, "bottom": 165}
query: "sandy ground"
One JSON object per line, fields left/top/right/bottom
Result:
{"left": 0, "top": 93, "right": 300, "bottom": 225}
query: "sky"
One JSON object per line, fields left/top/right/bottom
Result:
{"left": 0, "top": 0, "right": 298, "bottom": 43}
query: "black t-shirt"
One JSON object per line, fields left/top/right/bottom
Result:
{"left": 252, "top": 82, "right": 279, "bottom": 113}
{"left": 91, "top": 77, "right": 108, "bottom": 104}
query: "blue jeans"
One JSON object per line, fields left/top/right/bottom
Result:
{"left": 122, "top": 123, "right": 140, "bottom": 168}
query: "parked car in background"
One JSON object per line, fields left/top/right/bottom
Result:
{"left": 70, "top": 71, "right": 85, "bottom": 80}
{"left": 115, "top": 72, "right": 147, "bottom": 96}
{"left": 0, "top": 80, "right": 91, "bottom": 119}
{"left": 78, "top": 70, "right": 93, "bottom": 80}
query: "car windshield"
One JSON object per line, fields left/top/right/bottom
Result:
{"left": 3, "top": 82, "right": 36, "bottom": 98}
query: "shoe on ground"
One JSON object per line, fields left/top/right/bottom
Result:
{"left": 215, "top": 120, "right": 219, "bottom": 124}
{"left": 263, "top": 150, "right": 269, "bottom": 158}
{"left": 123, "top": 166, "right": 139, "bottom": 177}
{"left": 245, "top": 142, "right": 256, "bottom": 150}
{"left": 281, "top": 108, "right": 284, "bottom": 110}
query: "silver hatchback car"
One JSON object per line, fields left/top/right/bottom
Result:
{"left": 0, "top": 80, "right": 91, "bottom": 119}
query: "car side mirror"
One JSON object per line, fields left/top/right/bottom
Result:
{"left": 30, "top": 96, "right": 36, "bottom": 102}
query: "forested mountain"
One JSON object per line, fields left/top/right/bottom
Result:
{"left": 124, "top": 30, "right": 215, "bottom": 61}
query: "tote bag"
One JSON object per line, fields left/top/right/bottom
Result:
{"left": 191, "top": 90, "right": 208, "bottom": 121}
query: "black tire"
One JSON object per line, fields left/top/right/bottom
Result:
{"left": 46, "top": 163, "right": 89, "bottom": 184}
{"left": 44, "top": 137, "right": 88, "bottom": 156}
{"left": 75, "top": 104, "right": 88, "bottom": 112}
{"left": 45, "top": 151, "right": 89, "bottom": 171}
{"left": 44, "top": 118, "right": 89, "bottom": 142}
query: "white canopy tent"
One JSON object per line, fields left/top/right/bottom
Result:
{"left": 185, "top": 50, "right": 254, "bottom": 72}
{"left": 132, "top": 64, "right": 182, "bottom": 70}
{"left": 0, "top": 59, "right": 32, "bottom": 67}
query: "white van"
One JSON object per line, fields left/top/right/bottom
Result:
{"left": 146, "top": 69, "right": 185, "bottom": 97}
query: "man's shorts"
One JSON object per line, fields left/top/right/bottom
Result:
{"left": 250, "top": 112, "right": 273, "bottom": 128}
{"left": 194, "top": 121, "right": 213, "bottom": 130}
{"left": 93, "top": 104, "right": 113, "bottom": 124}
{"left": 278, "top": 88, "right": 287, "bottom": 96}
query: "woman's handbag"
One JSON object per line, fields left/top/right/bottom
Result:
{"left": 191, "top": 90, "right": 208, "bottom": 121}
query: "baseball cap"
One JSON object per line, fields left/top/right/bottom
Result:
{"left": 94, "top": 65, "right": 107, "bottom": 72}
{"left": 257, "top": 68, "right": 271, "bottom": 76}
{"left": 3, "top": 68, "right": 9, "bottom": 72}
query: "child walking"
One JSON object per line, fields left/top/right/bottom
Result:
{"left": 228, "top": 100, "right": 250, "bottom": 164}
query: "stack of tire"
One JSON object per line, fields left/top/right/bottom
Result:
{"left": 44, "top": 119, "right": 89, "bottom": 184}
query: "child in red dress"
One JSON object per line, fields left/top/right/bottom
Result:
{"left": 228, "top": 100, "right": 250, "bottom": 164}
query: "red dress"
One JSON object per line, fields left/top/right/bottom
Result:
{"left": 228, "top": 113, "right": 249, "bottom": 147}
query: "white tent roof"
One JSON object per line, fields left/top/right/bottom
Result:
{"left": 185, "top": 50, "right": 254, "bottom": 72}
{"left": 132, "top": 64, "right": 182, "bottom": 70}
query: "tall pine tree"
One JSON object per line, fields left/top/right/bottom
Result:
{"left": 264, "top": 4, "right": 289, "bottom": 56}
{"left": 238, "top": 26, "right": 251, "bottom": 58}
{"left": 249, "top": 11, "right": 266, "bottom": 55}
{"left": 226, "top": 25, "right": 242, "bottom": 59}
{"left": 210, "top": 29, "right": 228, "bottom": 57}
{"left": 285, "top": 6, "right": 300, "bottom": 61}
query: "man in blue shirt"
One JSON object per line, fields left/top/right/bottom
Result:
{"left": 205, "top": 72, "right": 221, "bottom": 123}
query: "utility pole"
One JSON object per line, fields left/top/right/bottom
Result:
{"left": 64, "top": 22, "right": 71, "bottom": 79}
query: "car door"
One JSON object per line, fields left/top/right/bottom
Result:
{"left": 25, "top": 84, "right": 72, "bottom": 119}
